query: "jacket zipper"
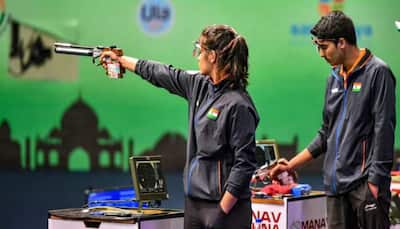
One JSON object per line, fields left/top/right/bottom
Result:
{"left": 187, "top": 157, "right": 199, "bottom": 195}
{"left": 332, "top": 71, "right": 348, "bottom": 194}
{"left": 361, "top": 139, "right": 366, "bottom": 172}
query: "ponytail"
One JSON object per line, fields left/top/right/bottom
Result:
{"left": 219, "top": 35, "right": 249, "bottom": 89}
{"left": 201, "top": 25, "right": 249, "bottom": 90}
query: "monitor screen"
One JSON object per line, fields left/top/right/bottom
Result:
{"left": 129, "top": 156, "right": 168, "bottom": 201}
{"left": 255, "top": 140, "right": 280, "bottom": 167}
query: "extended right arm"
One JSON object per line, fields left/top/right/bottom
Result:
{"left": 100, "top": 52, "right": 197, "bottom": 100}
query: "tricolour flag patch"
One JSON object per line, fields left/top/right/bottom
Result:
{"left": 207, "top": 108, "right": 220, "bottom": 120}
{"left": 352, "top": 82, "right": 362, "bottom": 92}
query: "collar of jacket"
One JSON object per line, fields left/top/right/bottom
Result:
{"left": 207, "top": 77, "right": 232, "bottom": 97}
{"left": 331, "top": 48, "right": 373, "bottom": 83}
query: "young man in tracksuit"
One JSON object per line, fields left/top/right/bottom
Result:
{"left": 271, "top": 11, "right": 396, "bottom": 229}
{"left": 100, "top": 25, "right": 259, "bottom": 229}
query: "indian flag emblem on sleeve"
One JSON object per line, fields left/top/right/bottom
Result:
{"left": 207, "top": 108, "right": 220, "bottom": 120}
{"left": 352, "top": 82, "right": 362, "bottom": 92}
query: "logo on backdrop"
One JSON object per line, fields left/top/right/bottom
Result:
{"left": 137, "top": 0, "right": 174, "bottom": 37}
{"left": 318, "top": 0, "right": 345, "bottom": 16}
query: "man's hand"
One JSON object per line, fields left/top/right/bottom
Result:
{"left": 269, "top": 149, "right": 314, "bottom": 180}
{"left": 269, "top": 158, "right": 291, "bottom": 179}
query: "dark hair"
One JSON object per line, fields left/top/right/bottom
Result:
{"left": 310, "top": 10, "right": 357, "bottom": 45}
{"left": 201, "top": 24, "right": 249, "bottom": 90}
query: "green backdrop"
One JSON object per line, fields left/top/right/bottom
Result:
{"left": 0, "top": 0, "right": 399, "bottom": 171}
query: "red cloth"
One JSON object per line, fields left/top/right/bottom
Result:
{"left": 260, "top": 183, "right": 297, "bottom": 196}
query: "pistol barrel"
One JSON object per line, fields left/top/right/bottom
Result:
{"left": 54, "top": 43, "right": 93, "bottom": 56}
